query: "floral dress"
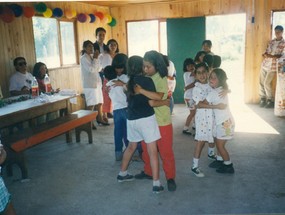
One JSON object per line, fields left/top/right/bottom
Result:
{"left": 192, "top": 82, "right": 214, "bottom": 143}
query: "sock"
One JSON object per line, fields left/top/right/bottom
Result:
{"left": 192, "top": 158, "right": 199, "bottom": 168}
{"left": 153, "top": 180, "right": 161, "bottom": 187}
{"left": 216, "top": 155, "right": 223, "bottom": 161}
{"left": 224, "top": 160, "right": 232, "bottom": 165}
{"left": 119, "top": 171, "right": 127, "bottom": 176}
{"left": 183, "top": 126, "right": 189, "bottom": 130}
{"left": 208, "top": 147, "right": 215, "bottom": 155}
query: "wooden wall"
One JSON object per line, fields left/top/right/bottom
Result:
{"left": 110, "top": 0, "right": 285, "bottom": 103}
{"left": 1, "top": 1, "right": 285, "bottom": 103}
{"left": 0, "top": 1, "right": 111, "bottom": 99}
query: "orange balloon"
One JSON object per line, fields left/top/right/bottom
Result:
{"left": 23, "top": 6, "right": 35, "bottom": 18}
{"left": 65, "top": 9, "right": 73, "bottom": 19}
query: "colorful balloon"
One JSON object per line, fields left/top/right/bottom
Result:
{"left": 108, "top": 18, "right": 117, "bottom": 27}
{"left": 65, "top": 9, "right": 73, "bottom": 19}
{"left": 23, "top": 6, "right": 35, "bottom": 18}
{"left": 53, "top": 8, "right": 63, "bottom": 18}
{"left": 94, "top": 12, "right": 104, "bottom": 20}
{"left": 89, "top": 14, "right": 95, "bottom": 23}
{"left": 43, "top": 8, "right": 52, "bottom": 18}
{"left": 34, "top": 2, "right": 47, "bottom": 13}
{"left": 9, "top": 4, "right": 23, "bottom": 17}
{"left": 0, "top": 7, "right": 15, "bottom": 23}
{"left": 77, "top": 13, "right": 87, "bottom": 23}
{"left": 105, "top": 14, "right": 112, "bottom": 24}
{"left": 71, "top": 9, "right": 77, "bottom": 18}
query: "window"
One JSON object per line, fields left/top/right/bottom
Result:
{"left": 32, "top": 17, "right": 76, "bottom": 68}
{"left": 127, "top": 20, "right": 167, "bottom": 57}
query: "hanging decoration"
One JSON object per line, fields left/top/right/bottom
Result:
{"left": 43, "top": 8, "right": 52, "bottom": 18}
{"left": 77, "top": 13, "right": 87, "bottom": 23}
{"left": 89, "top": 14, "right": 95, "bottom": 23}
{"left": 34, "top": 2, "right": 47, "bottom": 13}
{"left": 108, "top": 18, "right": 117, "bottom": 27}
{"left": 0, "top": 6, "right": 15, "bottom": 23}
{"left": 0, "top": 3, "right": 117, "bottom": 27}
{"left": 9, "top": 4, "right": 23, "bottom": 17}
{"left": 23, "top": 6, "right": 35, "bottom": 18}
{"left": 53, "top": 8, "right": 63, "bottom": 18}
{"left": 94, "top": 11, "right": 104, "bottom": 20}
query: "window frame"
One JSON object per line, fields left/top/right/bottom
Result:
{"left": 32, "top": 16, "right": 79, "bottom": 69}
{"left": 126, "top": 19, "right": 167, "bottom": 56}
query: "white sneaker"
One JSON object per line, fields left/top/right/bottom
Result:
{"left": 191, "top": 167, "right": 205, "bottom": 177}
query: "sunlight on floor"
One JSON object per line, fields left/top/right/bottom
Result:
{"left": 229, "top": 99, "right": 280, "bottom": 134}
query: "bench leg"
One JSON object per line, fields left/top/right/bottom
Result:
{"left": 3, "top": 146, "right": 28, "bottom": 179}
{"left": 65, "top": 131, "right": 72, "bottom": 143}
{"left": 75, "top": 123, "right": 93, "bottom": 144}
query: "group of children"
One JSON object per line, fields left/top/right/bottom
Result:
{"left": 182, "top": 43, "right": 235, "bottom": 177}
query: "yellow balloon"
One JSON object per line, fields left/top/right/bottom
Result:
{"left": 43, "top": 8, "right": 52, "bottom": 18}
{"left": 106, "top": 14, "right": 112, "bottom": 23}
{"left": 71, "top": 9, "right": 77, "bottom": 18}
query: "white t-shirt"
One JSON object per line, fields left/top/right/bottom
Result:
{"left": 206, "top": 87, "right": 233, "bottom": 125}
{"left": 99, "top": 53, "right": 112, "bottom": 69}
{"left": 9, "top": 71, "right": 34, "bottom": 92}
{"left": 106, "top": 78, "right": 128, "bottom": 110}
{"left": 183, "top": 71, "right": 195, "bottom": 99}
{"left": 167, "top": 60, "right": 176, "bottom": 93}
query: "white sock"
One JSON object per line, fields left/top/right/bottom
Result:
{"left": 216, "top": 155, "right": 223, "bottom": 161}
{"left": 119, "top": 171, "right": 127, "bottom": 176}
{"left": 224, "top": 160, "right": 232, "bottom": 165}
{"left": 153, "top": 180, "right": 161, "bottom": 186}
{"left": 208, "top": 147, "right": 215, "bottom": 155}
{"left": 183, "top": 126, "right": 189, "bottom": 130}
{"left": 192, "top": 158, "right": 199, "bottom": 168}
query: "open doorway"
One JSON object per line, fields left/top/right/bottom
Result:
{"left": 206, "top": 14, "right": 246, "bottom": 105}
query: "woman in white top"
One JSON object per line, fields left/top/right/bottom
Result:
{"left": 80, "top": 40, "right": 104, "bottom": 127}
{"left": 99, "top": 39, "right": 119, "bottom": 124}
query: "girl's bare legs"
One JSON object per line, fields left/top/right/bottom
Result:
{"left": 192, "top": 141, "right": 206, "bottom": 177}
{"left": 215, "top": 139, "right": 229, "bottom": 161}
{"left": 146, "top": 141, "right": 159, "bottom": 181}
{"left": 94, "top": 103, "right": 103, "bottom": 122}
{"left": 194, "top": 141, "right": 205, "bottom": 159}
{"left": 121, "top": 142, "right": 138, "bottom": 172}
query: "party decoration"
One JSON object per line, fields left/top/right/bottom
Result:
{"left": 53, "top": 8, "right": 63, "bottom": 18}
{"left": 89, "top": 14, "right": 95, "bottom": 23}
{"left": 23, "top": 6, "right": 35, "bottom": 18}
{"left": 105, "top": 14, "right": 112, "bottom": 23}
{"left": 77, "top": 13, "right": 87, "bottom": 23}
{"left": 43, "top": 8, "right": 52, "bottom": 18}
{"left": 71, "top": 9, "right": 77, "bottom": 18}
{"left": 0, "top": 6, "right": 15, "bottom": 23}
{"left": 65, "top": 9, "right": 73, "bottom": 19}
{"left": 34, "top": 2, "right": 47, "bottom": 13}
{"left": 94, "top": 11, "right": 104, "bottom": 20}
{"left": 108, "top": 18, "right": 117, "bottom": 27}
{"left": 9, "top": 4, "right": 23, "bottom": 17}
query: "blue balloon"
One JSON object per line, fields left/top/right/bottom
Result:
{"left": 9, "top": 4, "right": 23, "bottom": 17}
{"left": 89, "top": 14, "right": 95, "bottom": 23}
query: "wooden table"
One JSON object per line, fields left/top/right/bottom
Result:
{"left": 0, "top": 94, "right": 74, "bottom": 129}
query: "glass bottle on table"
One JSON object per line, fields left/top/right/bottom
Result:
{"left": 31, "top": 76, "right": 39, "bottom": 99}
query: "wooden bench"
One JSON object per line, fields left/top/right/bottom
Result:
{"left": 2, "top": 110, "right": 97, "bottom": 180}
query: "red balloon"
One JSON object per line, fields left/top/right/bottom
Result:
{"left": 23, "top": 6, "right": 35, "bottom": 18}
{"left": 94, "top": 12, "right": 104, "bottom": 20}
{"left": 0, "top": 7, "right": 15, "bottom": 23}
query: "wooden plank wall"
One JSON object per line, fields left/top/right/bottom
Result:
{"left": 1, "top": 1, "right": 285, "bottom": 103}
{"left": 0, "top": 1, "right": 111, "bottom": 100}
{"left": 110, "top": 0, "right": 285, "bottom": 103}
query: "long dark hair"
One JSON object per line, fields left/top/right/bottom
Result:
{"left": 105, "top": 39, "right": 119, "bottom": 53}
{"left": 127, "top": 55, "right": 144, "bottom": 97}
{"left": 183, "top": 58, "right": 195, "bottom": 72}
{"left": 143, "top": 50, "right": 168, "bottom": 78}
{"left": 112, "top": 53, "right": 128, "bottom": 74}
{"left": 33, "top": 62, "right": 48, "bottom": 80}
{"left": 80, "top": 40, "right": 93, "bottom": 56}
